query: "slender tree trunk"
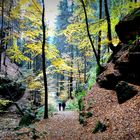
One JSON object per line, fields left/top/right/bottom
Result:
{"left": 76, "top": 48, "right": 81, "bottom": 88}
{"left": 98, "top": 0, "right": 102, "bottom": 62}
{"left": 69, "top": 46, "right": 73, "bottom": 99}
{"left": 84, "top": 55, "right": 87, "bottom": 83}
{"left": 104, "top": 0, "right": 114, "bottom": 52}
{"left": 60, "top": 72, "right": 64, "bottom": 92}
{"left": 80, "top": 0, "right": 101, "bottom": 69}
{"left": 77, "top": 60, "right": 81, "bottom": 84}
{"left": 56, "top": 74, "right": 59, "bottom": 96}
{"left": 42, "top": 0, "right": 48, "bottom": 119}
{"left": 33, "top": 56, "right": 36, "bottom": 72}
{"left": 69, "top": 72, "right": 73, "bottom": 99}
{"left": 0, "top": 0, "right": 4, "bottom": 71}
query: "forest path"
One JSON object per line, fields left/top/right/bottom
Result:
{"left": 36, "top": 111, "right": 84, "bottom": 140}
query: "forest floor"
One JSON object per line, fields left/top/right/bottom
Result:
{"left": 1, "top": 111, "right": 87, "bottom": 140}
{"left": 37, "top": 111, "right": 84, "bottom": 140}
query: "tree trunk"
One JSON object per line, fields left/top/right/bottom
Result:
{"left": 84, "top": 55, "right": 87, "bottom": 83}
{"left": 69, "top": 72, "right": 73, "bottom": 99}
{"left": 104, "top": 0, "right": 114, "bottom": 52}
{"left": 0, "top": 0, "right": 4, "bottom": 71}
{"left": 98, "top": 0, "right": 102, "bottom": 62}
{"left": 80, "top": 0, "right": 102, "bottom": 69}
{"left": 69, "top": 46, "right": 73, "bottom": 99}
{"left": 76, "top": 48, "right": 81, "bottom": 88}
{"left": 42, "top": 0, "right": 48, "bottom": 119}
{"left": 56, "top": 74, "right": 60, "bottom": 96}
{"left": 77, "top": 60, "right": 81, "bottom": 84}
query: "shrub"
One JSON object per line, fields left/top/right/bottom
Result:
{"left": 66, "top": 99, "right": 79, "bottom": 110}
{"left": 19, "top": 112, "right": 36, "bottom": 126}
{"left": 86, "top": 112, "right": 93, "bottom": 118}
{"left": 87, "top": 66, "right": 96, "bottom": 90}
{"left": 48, "top": 104, "right": 57, "bottom": 116}
{"left": 78, "top": 98, "right": 85, "bottom": 111}
{"left": 36, "top": 106, "right": 44, "bottom": 118}
{"left": 92, "top": 121, "right": 107, "bottom": 134}
{"left": 79, "top": 115, "right": 84, "bottom": 124}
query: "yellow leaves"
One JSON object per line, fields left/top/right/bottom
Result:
{"left": 45, "top": 44, "right": 59, "bottom": 60}
{"left": 26, "top": 75, "right": 43, "bottom": 90}
{"left": 25, "top": 43, "right": 42, "bottom": 55}
{"left": 112, "top": 38, "right": 120, "bottom": 46}
{"left": 28, "top": 81, "right": 42, "bottom": 90}
{"left": 23, "top": 30, "right": 42, "bottom": 40}
{"left": 6, "top": 44, "right": 30, "bottom": 62}
{"left": 3, "top": 32, "right": 20, "bottom": 44}
{"left": 30, "top": 0, "right": 42, "bottom": 13}
{"left": 7, "top": 0, "right": 60, "bottom": 71}
{"left": 0, "top": 99, "right": 11, "bottom": 107}
{"left": 51, "top": 58, "right": 72, "bottom": 72}
{"left": 25, "top": 43, "right": 59, "bottom": 60}
{"left": 19, "top": 0, "right": 30, "bottom": 6}
{"left": 52, "top": 58, "right": 64, "bottom": 68}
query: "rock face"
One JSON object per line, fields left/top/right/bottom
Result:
{"left": 116, "top": 81, "right": 140, "bottom": 104}
{"left": 1, "top": 53, "right": 22, "bottom": 79}
{"left": 81, "top": 8, "right": 140, "bottom": 139}
{"left": 0, "top": 74, "right": 25, "bottom": 110}
{"left": 97, "top": 44, "right": 140, "bottom": 90}
{"left": 115, "top": 8, "right": 140, "bottom": 44}
{"left": 0, "top": 53, "right": 25, "bottom": 110}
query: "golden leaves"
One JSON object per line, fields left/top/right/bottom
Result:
{"left": 6, "top": 45, "right": 30, "bottom": 62}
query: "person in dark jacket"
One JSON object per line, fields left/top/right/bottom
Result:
{"left": 58, "top": 102, "right": 62, "bottom": 111}
{"left": 62, "top": 102, "right": 66, "bottom": 111}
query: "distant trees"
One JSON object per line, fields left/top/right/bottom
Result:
{"left": 62, "top": 0, "right": 140, "bottom": 86}
{"left": 54, "top": 0, "right": 74, "bottom": 99}
{"left": 80, "top": 0, "right": 102, "bottom": 69}
{"left": 0, "top": 0, "right": 60, "bottom": 118}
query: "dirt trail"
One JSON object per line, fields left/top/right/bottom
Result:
{"left": 2, "top": 111, "right": 86, "bottom": 140}
{"left": 37, "top": 111, "right": 84, "bottom": 140}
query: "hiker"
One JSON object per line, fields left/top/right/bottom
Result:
{"left": 62, "top": 102, "right": 66, "bottom": 111}
{"left": 58, "top": 102, "right": 62, "bottom": 111}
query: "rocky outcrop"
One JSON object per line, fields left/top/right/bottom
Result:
{"left": 97, "top": 43, "right": 140, "bottom": 90}
{"left": 0, "top": 74, "right": 25, "bottom": 110}
{"left": 0, "top": 52, "right": 25, "bottom": 110}
{"left": 1, "top": 53, "right": 22, "bottom": 79}
{"left": 116, "top": 81, "right": 140, "bottom": 104}
{"left": 115, "top": 8, "right": 140, "bottom": 44}
{"left": 81, "top": 8, "right": 140, "bottom": 139}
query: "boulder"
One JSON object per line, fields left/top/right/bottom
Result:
{"left": 115, "top": 81, "right": 139, "bottom": 104}
{"left": 115, "top": 8, "right": 140, "bottom": 44}
{"left": 97, "top": 63, "right": 121, "bottom": 89}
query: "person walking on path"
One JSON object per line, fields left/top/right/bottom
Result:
{"left": 62, "top": 102, "right": 66, "bottom": 111}
{"left": 58, "top": 102, "right": 62, "bottom": 111}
